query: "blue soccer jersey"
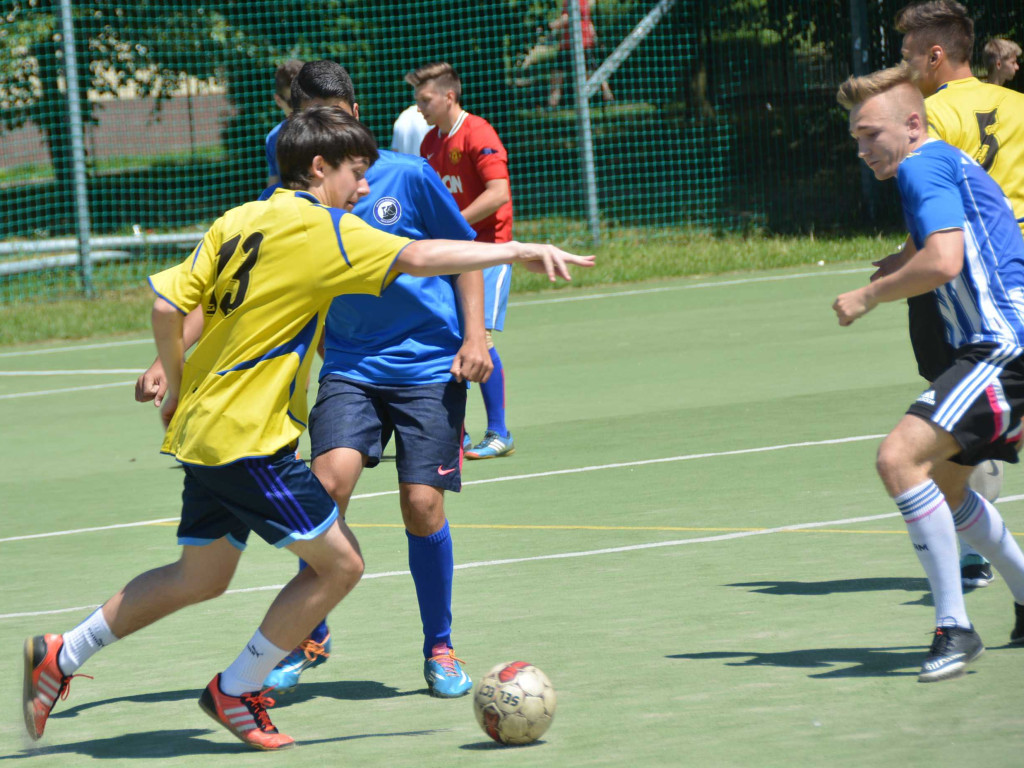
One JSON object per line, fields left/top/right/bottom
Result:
{"left": 898, "top": 139, "right": 1024, "bottom": 350}
{"left": 265, "top": 119, "right": 284, "bottom": 180}
{"left": 320, "top": 150, "right": 478, "bottom": 385}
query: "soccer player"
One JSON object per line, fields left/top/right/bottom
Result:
{"left": 873, "top": 0, "right": 1024, "bottom": 588}
{"left": 26, "top": 105, "right": 593, "bottom": 749}
{"left": 392, "top": 103, "right": 432, "bottom": 155}
{"left": 407, "top": 62, "right": 516, "bottom": 460}
{"left": 264, "top": 59, "right": 304, "bottom": 190}
{"left": 983, "top": 38, "right": 1021, "bottom": 87}
{"left": 138, "top": 61, "right": 489, "bottom": 697}
{"left": 834, "top": 64, "right": 1024, "bottom": 682}
{"left": 271, "top": 59, "right": 490, "bottom": 697}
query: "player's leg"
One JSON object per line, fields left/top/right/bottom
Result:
{"left": 877, "top": 412, "right": 983, "bottom": 682}
{"left": 261, "top": 376, "right": 381, "bottom": 691}
{"left": 198, "top": 447, "right": 359, "bottom": 749}
{"left": 467, "top": 265, "right": 515, "bottom": 460}
{"left": 389, "top": 380, "right": 472, "bottom": 697}
{"left": 957, "top": 460, "right": 1000, "bottom": 587}
{"left": 24, "top": 473, "right": 247, "bottom": 741}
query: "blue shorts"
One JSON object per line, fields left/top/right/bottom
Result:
{"left": 484, "top": 264, "right": 511, "bottom": 332}
{"left": 178, "top": 446, "right": 339, "bottom": 549}
{"left": 309, "top": 375, "right": 466, "bottom": 491}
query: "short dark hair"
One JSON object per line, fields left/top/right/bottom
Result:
{"left": 277, "top": 106, "right": 378, "bottom": 190}
{"left": 290, "top": 60, "right": 356, "bottom": 111}
{"left": 274, "top": 59, "right": 304, "bottom": 100}
{"left": 405, "top": 62, "right": 462, "bottom": 104}
{"left": 895, "top": 1, "right": 974, "bottom": 65}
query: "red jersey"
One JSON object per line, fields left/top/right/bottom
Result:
{"left": 560, "top": 0, "right": 596, "bottom": 50}
{"left": 420, "top": 111, "right": 513, "bottom": 243}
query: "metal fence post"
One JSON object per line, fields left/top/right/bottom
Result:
{"left": 568, "top": 0, "right": 601, "bottom": 246}
{"left": 849, "top": 0, "right": 877, "bottom": 223}
{"left": 59, "top": 0, "right": 94, "bottom": 297}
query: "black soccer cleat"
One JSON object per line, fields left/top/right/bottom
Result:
{"left": 1010, "top": 603, "right": 1024, "bottom": 645}
{"left": 918, "top": 625, "right": 984, "bottom": 682}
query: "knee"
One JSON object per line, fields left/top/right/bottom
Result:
{"left": 400, "top": 488, "right": 445, "bottom": 537}
{"left": 875, "top": 436, "right": 905, "bottom": 486}
{"left": 333, "top": 551, "right": 364, "bottom": 593}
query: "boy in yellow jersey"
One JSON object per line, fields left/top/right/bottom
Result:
{"left": 22, "top": 106, "right": 593, "bottom": 751}
{"left": 872, "top": 1, "right": 1024, "bottom": 588}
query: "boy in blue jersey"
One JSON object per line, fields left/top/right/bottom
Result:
{"left": 264, "top": 59, "right": 304, "bottom": 190}
{"left": 834, "top": 65, "right": 1024, "bottom": 683}
{"left": 35, "top": 106, "right": 592, "bottom": 751}
{"left": 271, "top": 59, "right": 489, "bottom": 697}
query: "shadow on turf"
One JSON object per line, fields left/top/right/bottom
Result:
{"left": 2, "top": 726, "right": 443, "bottom": 760}
{"left": 727, "top": 577, "right": 929, "bottom": 596}
{"left": 667, "top": 646, "right": 937, "bottom": 679}
{"left": 52, "top": 679, "right": 420, "bottom": 722}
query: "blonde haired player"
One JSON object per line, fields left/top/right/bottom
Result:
{"left": 834, "top": 64, "right": 1024, "bottom": 682}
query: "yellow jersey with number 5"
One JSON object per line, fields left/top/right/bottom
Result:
{"left": 926, "top": 77, "right": 1024, "bottom": 232}
{"left": 148, "top": 188, "right": 410, "bottom": 466}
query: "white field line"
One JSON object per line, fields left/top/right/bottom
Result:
{"left": 0, "top": 369, "right": 144, "bottom": 376}
{"left": 0, "top": 511, "right": 900, "bottom": 620}
{"left": 0, "top": 381, "right": 136, "bottom": 400}
{"left": 0, "top": 433, "right": 888, "bottom": 545}
{"left": 0, "top": 338, "right": 151, "bottom": 358}
{"left": 510, "top": 267, "right": 870, "bottom": 307}
{"left": 0, "top": 267, "right": 871, "bottom": 363}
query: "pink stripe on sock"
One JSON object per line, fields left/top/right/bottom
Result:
{"left": 904, "top": 500, "right": 944, "bottom": 524}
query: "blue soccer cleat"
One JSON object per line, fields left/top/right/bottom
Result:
{"left": 462, "top": 433, "right": 473, "bottom": 452}
{"left": 262, "top": 633, "right": 331, "bottom": 693}
{"left": 464, "top": 431, "right": 515, "bottom": 460}
{"left": 424, "top": 645, "right": 472, "bottom": 698}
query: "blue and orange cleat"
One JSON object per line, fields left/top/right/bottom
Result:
{"left": 199, "top": 674, "right": 294, "bottom": 750}
{"left": 262, "top": 633, "right": 331, "bottom": 693}
{"left": 424, "top": 644, "right": 472, "bottom": 698}
{"left": 465, "top": 431, "right": 515, "bottom": 460}
{"left": 23, "top": 633, "right": 90, "bottom": 740}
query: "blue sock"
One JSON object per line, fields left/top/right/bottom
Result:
{"left": 407, "top": 521, "right": 454, "bottom": 658}
{"left": 298, "top": 559, "right": 331, "bottom": 643}
{"left": 480, "top": 347, "right": 508, "bottom": 436}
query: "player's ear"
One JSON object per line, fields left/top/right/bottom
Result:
{"left": 929, "top": 45, "right": 942, "bottom": 66}
{"left": 310, "top": 155, "right": 326, "bottom": 179}
{"left": 352, "top": 103, "right": 360, "bottom": 121}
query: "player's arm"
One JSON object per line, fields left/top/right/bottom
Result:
{"left": 135, "top": 308, "right": 204, "bottom": 405}
{"left": 869, "top": 236, "right": 917, "bottom": 282}
{"left": 460, "top": 178, "right": 510, "bottom": 226}
{"left": 833, "top": 229, "right": 963, "bottom": 326}
{"left": 452, "top": 270, "right": 491, "bottom": 382}
{"left": 397, "top": 239, "right": 594, "bottom": 282}
{"left": 151, "top": 297, "right": 186, "bottom": 428}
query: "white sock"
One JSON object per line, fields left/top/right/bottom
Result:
{"left": 953, "top": 490, "right": 1024, "bottom": 603}
{"left": 895, "top": 480, "right": 969, "bottom": 628}
{"left": 59, "top": 608, "right": 119, "bottom": 675}
{"left": 960, "top": 461, "right": 1002, "bottom": 561}
{"left": 220, "top": 629, "right": 290, "bottom": 696}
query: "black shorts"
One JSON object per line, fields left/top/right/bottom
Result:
{"left": 309, "top": 375, "right": 467, "bottom": 491}
{"left": 906, "top": 342, "right": 1024, "bottom": 465}
{"left": 908, "top": 293, "right": 955, "bottom": 383}
{"left": 178, "top": 446, "right": 339, "bottom": 549}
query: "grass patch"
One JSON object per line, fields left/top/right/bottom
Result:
{"left": 0, "top": 226, "right": 897, "bottom": 347}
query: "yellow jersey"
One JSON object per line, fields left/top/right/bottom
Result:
{"left": 926, "top": 77, "right": 1024, "bottom": 231}
{"left": 149, "top": 188, "right": 410, "bottom": 466}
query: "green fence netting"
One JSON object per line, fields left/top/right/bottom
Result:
{"left": 1, "top": 0, "right": 1022, "bottom": 302}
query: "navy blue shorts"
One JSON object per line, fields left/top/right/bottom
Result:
{"left": 309, "top": 375, "right": 466, "bottom": 491}
{"left": 178, "top": 446, "right": 339, "bottom": 549}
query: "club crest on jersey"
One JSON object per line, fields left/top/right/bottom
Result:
{"left": 449, "top": 148, "right": 462, "bottom": 165}
{"left": 373, "top": 196, "right": 402, "bottom": 225}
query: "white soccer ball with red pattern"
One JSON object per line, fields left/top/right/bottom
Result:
{"left": 472, "top": 661, "right": 556, "bottom": 745}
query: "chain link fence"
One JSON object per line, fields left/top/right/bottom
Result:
{"left": 1, "top": 0, "right": 1021, "bottom": 302}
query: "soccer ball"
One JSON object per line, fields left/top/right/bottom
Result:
{"left": 472, "top": 661, "right": 556, "bottom": 745}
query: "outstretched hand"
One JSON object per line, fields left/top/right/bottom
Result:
{"left": 519, "top": 244, "right": 596, "bottom": 282}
